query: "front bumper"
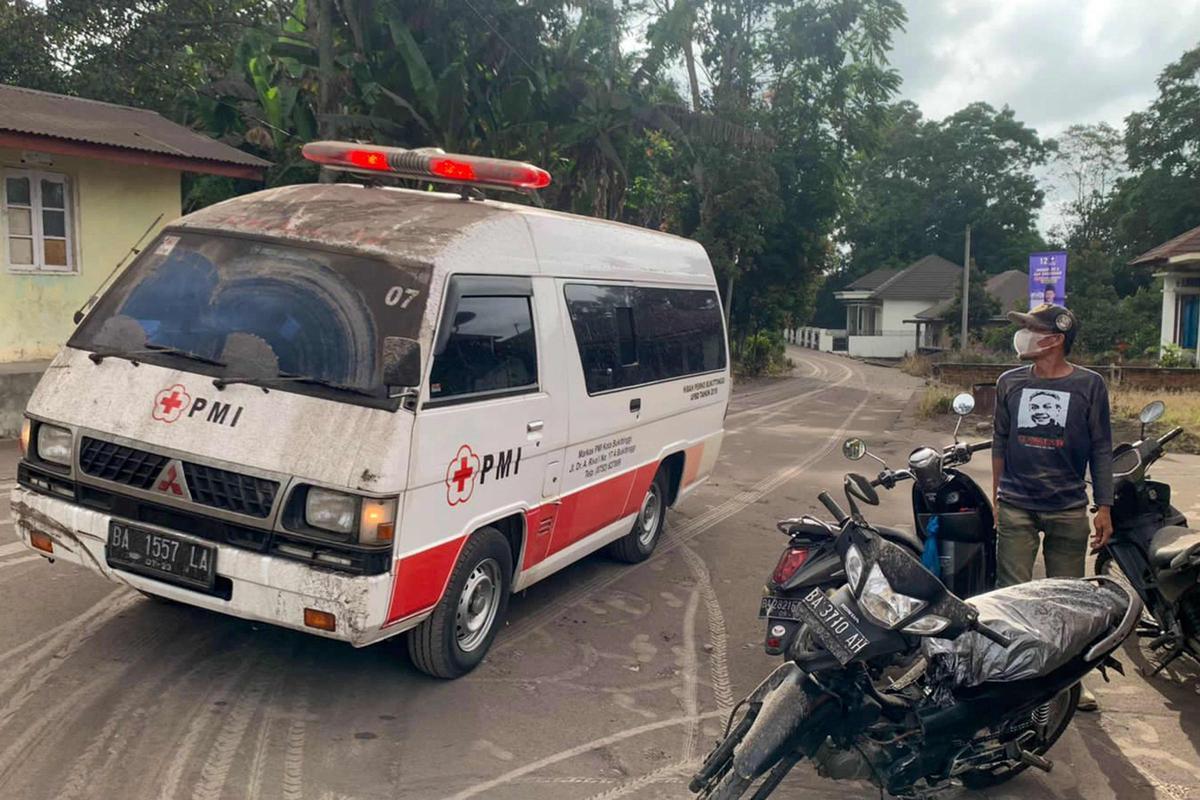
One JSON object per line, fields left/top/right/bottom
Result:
{"left": 9, "top": 486, "right": 404, "bottom": 646}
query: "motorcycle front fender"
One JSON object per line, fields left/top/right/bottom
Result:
{"left": 731, "top": 664, "right": 827, "bottom": 781}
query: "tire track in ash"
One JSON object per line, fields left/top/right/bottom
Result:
{"left": 723, "top": 353, "right": 832, "bottom": 424}
{"left": 493, "top": 357, "right": 869, "bottom": 657}
{"left": 155, "top": 651, "right": 259, "bottom": 800}
{"left": 724, "top": 356, "right": 854, "bottom": 435}
{"left": 282, "top": 690, "right": 311, "bottom": 800}
{"left": 53, "top": 628, "right": 221, "bottom": 800}
{"left": 191, "top": 657, "right": 280, "bottom": 800}
{"left": 0, "top": 588, "right": 132, "bottom": 707}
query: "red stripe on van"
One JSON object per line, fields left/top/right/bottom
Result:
{"left": 386, "top": 536, "right": 467, "bottom": 624}
{"left": 682, "top": 443, "right": 705, "bottom": 486}
{"left": 384, "top": 456, "right": 677, "bottom": 626}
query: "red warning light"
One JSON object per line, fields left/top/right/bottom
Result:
{"left": 301, "top": 141, "right": 551, "bottom": 192}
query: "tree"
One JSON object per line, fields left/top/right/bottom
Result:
{"left": 842, "top": 101, "right": 1052, "bottom": 276}
{"left": 940, "top": 264, "right": 998, "bottom": 346}
{"left": 1051, "top": 122, "right": 1125, "bottom": 250}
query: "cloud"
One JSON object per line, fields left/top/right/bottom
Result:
{"left": 890, "top": 0, "right": 1200, "bottom": 233}
{"left": 891, "top": 0, "right": 1200, "bottom": 137}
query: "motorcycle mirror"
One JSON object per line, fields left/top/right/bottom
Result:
{"left": 845, "top": 473, "right": 879, "bottom": 507}
{"left": 1140, "top": 401, "right": 1166, "bottom": 425}
{"left": 842, "top": 438, "right": 867, "bottom": 461}
{"left": 952, "top": 393, "right": 975, "bottom": 416}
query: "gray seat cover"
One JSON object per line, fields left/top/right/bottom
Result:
{"left": 1149, "top": 526, "right": 1200, "bottom": 568}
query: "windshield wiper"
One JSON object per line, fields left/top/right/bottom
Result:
{"left": 88, "top": 344, "right": 226, "bottom": 367}
{"left": 213, "top": 373, "right": 378, "bottom": 398}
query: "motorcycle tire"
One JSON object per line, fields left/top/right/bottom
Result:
{"left": 704, "top": 770, "right": 753, "bottom": 800}
{"left": 960, "top": 683, "right": 1079, "bottom": 789}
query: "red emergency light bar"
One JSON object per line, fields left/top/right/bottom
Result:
{"left": 301, "top": 141, "right": 551, "bottom": 192}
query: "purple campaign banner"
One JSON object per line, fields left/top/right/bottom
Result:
{"left": 1029, "top": 251, "right": 1068, "bottom": 309}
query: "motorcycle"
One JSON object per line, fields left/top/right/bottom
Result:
{"left": 692, "top": 471, "right": 1142, "bottom": 800}
{"left": 1096, "top": 400, "right": 1200, "bottom": 674}
{"left": 761, "top": 393, "right": 995, "bottom": 657}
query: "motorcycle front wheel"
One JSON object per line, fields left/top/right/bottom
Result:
{"left": 960, "top": 683, "right": 1079, "bottom": 789}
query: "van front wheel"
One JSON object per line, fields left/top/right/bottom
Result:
{"left": 607, "top": 470, "right": 669, "bottom": 563}
{"left": 407, "top": 527, "right": 512, "bottom": 679}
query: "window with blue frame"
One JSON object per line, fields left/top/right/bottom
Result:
{"left": 1177, "top": 295, "right": 1199, "bottom": 350}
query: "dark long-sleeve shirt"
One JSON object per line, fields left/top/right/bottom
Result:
{"left": 992, "top": 365, "right": 1114, "bottom": 511}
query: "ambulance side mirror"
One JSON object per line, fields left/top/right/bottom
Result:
{"left": 382, "top": 336, "right": 422, "bottom": 396}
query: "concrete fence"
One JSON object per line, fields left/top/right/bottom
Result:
{"left": 933, "top": 361, "right": 1200, "bottom": 391}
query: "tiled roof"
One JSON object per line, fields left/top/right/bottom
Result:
{"left": 873, "top": 254, "right": 962, "bottom": 301}
{"left": 911, "top": 268, "right": 1028, "bottom": 321}
{"left": 845, "top": 267, "right": 901, "bottom": 291}
{"left": 0, "top": 83, "right": 269, "bottom": 170}
{"left": 1130, "top": 223, "right": 1200, "bottom": 266}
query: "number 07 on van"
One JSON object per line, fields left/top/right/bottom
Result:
{"left": 10, "top": 141, "right": 730, "bottom": 678}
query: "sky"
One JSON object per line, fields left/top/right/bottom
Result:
{"left": 888, "top": 0, "right": 1200, "bottom": 232}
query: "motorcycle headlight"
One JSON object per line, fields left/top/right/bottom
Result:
{"left": 305, "top": 487, "right": 359, "bottom": 535}
{"left": 35, "top": 423, "right": 72, "bottom": 467}
{"left": 901, "top": 614, "right": 949, "bottom": 635}
{"left": 844, "top": 544, "right": 864, "bottom": 590}
{"left": 858, "top": 563, "right": 926, "bottom": 629}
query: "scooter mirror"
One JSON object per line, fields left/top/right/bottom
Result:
{"left": 842, "top": 438, "right": 867, "bottom": 461}
{"left": 845, "top": 473, "right": 880, "bottom": 506}
{"left": 1139, "top": 401, "right": 1166, "bottom": 425}
{"left": 952, "top": 393, "right": 976, "bottom": 416}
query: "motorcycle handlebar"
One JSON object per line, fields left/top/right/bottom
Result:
{"left": 1159, "top": 427, "right": 1184, "bottom": 447}
{"left": 974, "top": 621, "right": 1013, "bottom": 648}
{"left": 817, "top": 491, "right": 847, "bottom": 523}
{"left": 969, "top": 440, "right": 993, "bottom": 454}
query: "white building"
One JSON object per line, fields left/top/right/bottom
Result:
{"left": 832, "top": 254, "right": 961, "bottom": 358}
{"left": 1131, "top": 224, "right": 1200, "bottom": 363}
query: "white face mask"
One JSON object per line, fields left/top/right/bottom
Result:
{"left": 1013, "top": 328, "right": 1055, "bottom": 358}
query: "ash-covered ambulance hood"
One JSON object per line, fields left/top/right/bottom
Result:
{"left": 27, "top": 348, "right": 412, "bottom": 492}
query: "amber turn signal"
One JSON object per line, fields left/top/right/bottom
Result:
{"left": 29, "top": 530, "right": 54, "bottom": 554}
{"left": 304, "top": 608, "right": 336, "bottom": 632}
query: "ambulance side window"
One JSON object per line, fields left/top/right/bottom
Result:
{"left": 427, "top": 295, "right": 538, "bottom": 403}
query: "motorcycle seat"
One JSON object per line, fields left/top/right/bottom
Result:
{"left": 922, "top": 579, "right": 1130, "bottom": 687}
{"left": 875, "top": 524, "right": 923, "bottom": 555}
{"left": 1149, "top": 526, "right": 1200, "bottom": 569}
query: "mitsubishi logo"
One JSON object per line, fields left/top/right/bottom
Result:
{"left": 154, "top": 460, "right": 192, "bottom": 502}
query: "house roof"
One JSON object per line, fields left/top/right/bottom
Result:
{"left": 872, "top": 254, "right": 962, "bottom": 301}
{"left": 911, "top": 269, "right": 1028, "bottom": 322}
{"left": 844, "top": 267, "right": 902, "bottom": 292}
{"left": 1129, "top": 223, "right": 1200, "bottom": 267}
{"left": 0, "top": 83, "right": 270, "bottom": 179}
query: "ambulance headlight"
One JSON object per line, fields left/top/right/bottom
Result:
{"left": 303, "top": 488, "right": 398, "bottom": 545}
{"left": 36, "top": 423, "right": 73, "bottom": 467}
{"left": 305, "top": 488, "right": 358, "bottom": 535}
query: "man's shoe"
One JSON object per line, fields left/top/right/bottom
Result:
{"left": 1077, "top": 683, "right": 1099, "bottom": 712}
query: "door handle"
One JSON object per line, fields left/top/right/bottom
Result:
{"left": 527, "top": 420, "right": 544, "bottom": 432}
{"left": 629, "top": 398, "right": 641, "bottom": 413}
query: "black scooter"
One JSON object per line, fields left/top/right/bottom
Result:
{"left": 692, "top": 473, "right": 1142, "bottom": 799}
{"left": 1096, "top": 400, "right": 1200, "bottom": 674}
{"left": 761, "top": 393, "right": 995, "bottom": 656}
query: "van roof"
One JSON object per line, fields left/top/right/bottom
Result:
{"left": 175, "top": 183, "right": 715, "bottom": 285}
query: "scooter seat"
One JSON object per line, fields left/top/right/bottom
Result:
{"left": 875, "top": 524, "right": 923, "bottom": 555}
{"left": 1149, "top": 526, "right": 1200, "bottom": 569}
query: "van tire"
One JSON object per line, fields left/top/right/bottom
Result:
{"left": 407, "top": 527, "right": 512, "bottom": 679}
{"left": 607, "top": 470, "right": 669, "bottom": 564}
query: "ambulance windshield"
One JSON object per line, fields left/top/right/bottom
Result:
{"left": 69, "top": 231, "right": 430, "bottom": 406}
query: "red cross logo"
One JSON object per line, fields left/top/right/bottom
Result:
{"left": 445, "top": 445, "right": 480, "bottom": 506}
{"left": 152, "top": 384, "right": 191, "bottom": 423}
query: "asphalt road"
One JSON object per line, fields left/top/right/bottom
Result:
{"left": 1, "top": 348, "right": 1198, "bottom": 800}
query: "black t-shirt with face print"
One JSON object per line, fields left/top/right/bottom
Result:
{"left": 992, "top": 365, "right": 1114, "bottom": 511}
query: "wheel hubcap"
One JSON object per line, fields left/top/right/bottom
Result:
{"left": 637, "top": 485, "right": 662, "bottom": 547}
{"left": 456, "top": 558, "right": 501, "bottom": 652}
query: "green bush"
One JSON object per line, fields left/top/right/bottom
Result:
{"left": 738, "top": 331, "right": 788, "bottom": 377}
{"left": 1159, "top": 343, "right": 1197, "bottom": 369}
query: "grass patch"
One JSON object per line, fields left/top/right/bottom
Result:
{"left": 899, "top": 353, "right": 933, "bottom": 378}
{"left": 1110, "top": 389, "right": 1200, "bottom": 453}
{"left": 917, "top": 386, "right": 957, "bottom": 419}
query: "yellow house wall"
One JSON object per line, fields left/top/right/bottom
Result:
{"left": 0, "top": 147, "right": 181, "bottom": 362}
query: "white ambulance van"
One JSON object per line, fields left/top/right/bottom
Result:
{"left": 10, "top": 141, "right": 729, "bottom": 677}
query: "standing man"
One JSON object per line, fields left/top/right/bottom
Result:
{"left": 992, "top": 304, "right": 1113, "bottom": 711}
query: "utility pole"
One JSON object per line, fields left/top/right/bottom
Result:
{"left": 960, "top": 224, "right": 971, "bottom": 352}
